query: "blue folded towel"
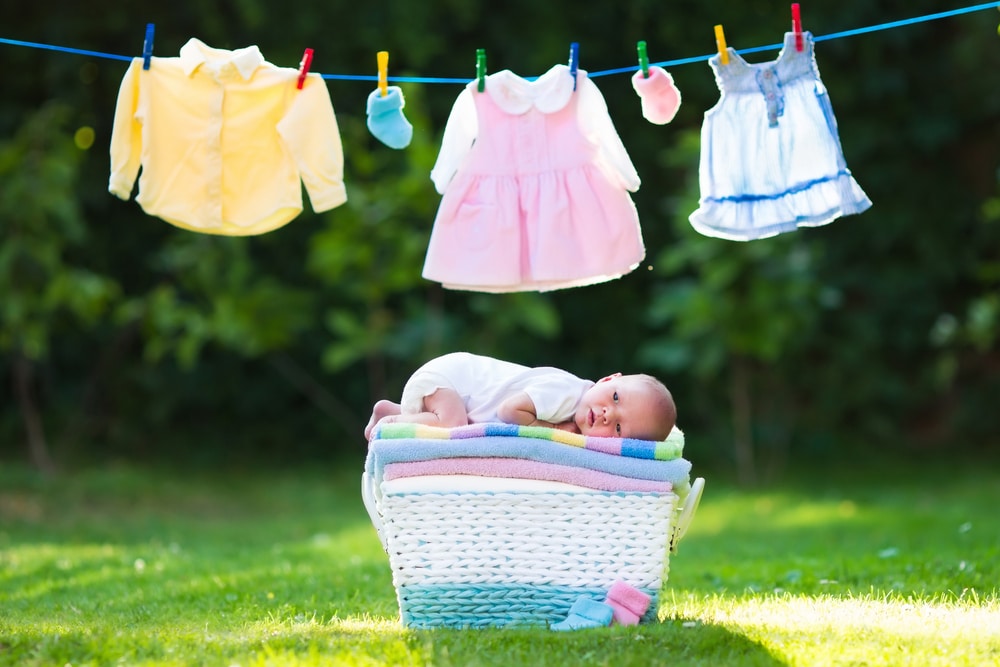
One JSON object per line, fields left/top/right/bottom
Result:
{"left": 367, "top": 436, "right": 691, "bottom": 485}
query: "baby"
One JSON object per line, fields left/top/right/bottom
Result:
{"left": 365, "top": 352, "right": 676, "bottom": 441}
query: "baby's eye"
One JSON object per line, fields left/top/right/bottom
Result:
{"left": 613, "top": 392, "right": 619, "bottom": 402}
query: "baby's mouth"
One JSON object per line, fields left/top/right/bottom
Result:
{"left": 588, "top": 409, "right": 595, "bottom": 428}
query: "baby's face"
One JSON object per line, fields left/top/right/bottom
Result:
{"left": 573, "top": 375, "right": 662, "bottom": 439}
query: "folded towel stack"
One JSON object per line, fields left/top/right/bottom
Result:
{"left": 368, "top": 422, "right": 691, "bottom": 495}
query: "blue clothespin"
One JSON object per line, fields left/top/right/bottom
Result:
{"left": 142, "top": 23, "right": 155, "bottom": 70}
{"left": 568, "top": 42, "right": 579, "bottom": 91}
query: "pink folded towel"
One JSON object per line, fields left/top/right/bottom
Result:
{"left": 382, "top": 458, "right": 674, "bottom": 493}
{"left": 604, "top": 580, "right": 652, "bottom": 625}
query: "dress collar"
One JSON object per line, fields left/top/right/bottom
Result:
{"left": 178, "top": 38, "right": 265, "bottom": 80}
{"left": 483, "top": 64, "right": 580, "bottom": 115}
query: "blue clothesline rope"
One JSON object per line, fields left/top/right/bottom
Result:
{"left": 1, "top": 2, "right": 997, "bottom": 84}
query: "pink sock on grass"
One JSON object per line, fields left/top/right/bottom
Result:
{"left": 604, "top": 580, "right": 652, "bottom": 626}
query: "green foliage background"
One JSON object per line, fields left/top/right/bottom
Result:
{"left": 1, "top": 1, "right": 998, "bottom": 477}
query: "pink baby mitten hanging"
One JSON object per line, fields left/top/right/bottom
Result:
{"left": 366, "top": 85, "right": 413, "bottom": 149}
{"left": 631, "top": 66, "right": 681, "bottom": 125}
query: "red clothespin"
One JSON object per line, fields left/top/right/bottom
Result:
{"left": 296, "top": 48, "right": 314, "bottom": 90}
{"left": 791, "top": 3, "right": 804, "bottom": 52}
{"left": 142, "top": 23, "right": 155, "bottom": 70}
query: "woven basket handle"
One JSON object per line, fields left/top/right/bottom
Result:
{"left": 361, "top": 472, "right": 388, "bottom": 551}
{"left": 671, "top": 476, "right": 705, "bottom": 552}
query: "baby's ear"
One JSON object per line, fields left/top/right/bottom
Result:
{"left": 597, "top": 372, "right": 623, "bottom": 383}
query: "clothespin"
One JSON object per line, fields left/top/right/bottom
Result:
{"left": 377, "top": 50, "right": 389, "bottom": 97}
{"left": 296, "top": 48, "right": 314, "bottom": 90}
{"left": 476, "top": 48, "right": 486, "bottom": 92}
{"left": 714, "top": 24, "right": 729, "bottom": 65}
{"left": 142, "top": 23, "right": 154, "bottom": 70}
{"left": 637, "top": 40, "right": 650, "bottom": 78}
{"left": 568, "top": 42, "right": 579, "bottom": 91}
{"left": 791, "top": 3, "right": 804, "bottom": 52}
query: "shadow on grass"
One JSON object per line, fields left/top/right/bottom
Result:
{"left": 408, "top": 620, "right": 789, "bottom": 667}
{"left": 1, "top": 615, "right": 788, "bottom": 667}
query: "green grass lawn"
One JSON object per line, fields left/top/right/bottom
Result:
{"left": 1, "top": 455, "right": 997, "bottom": 666}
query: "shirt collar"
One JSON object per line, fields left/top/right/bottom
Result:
{"left": 178, "top": 38, "right": 265, "bottom": 80}
{"left": 483, "top": 64, "right": 578, "bottom": 115}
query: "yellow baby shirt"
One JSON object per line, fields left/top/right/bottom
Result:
{"left": 109, "top": 38, "right": 347, "bottom": 235}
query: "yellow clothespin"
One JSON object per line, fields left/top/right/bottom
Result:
{"left": 377, "top": 50, "right": 389, "bottom": 97}
{"left": 714, "top": 24, "right": 729, "bottom": 65}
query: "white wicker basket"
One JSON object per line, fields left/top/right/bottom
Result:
{"left": 363, "top": 469, "right": 704, "bottom": 629}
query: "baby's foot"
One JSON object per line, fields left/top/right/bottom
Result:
{"left": 365, "top": 400, "right": 401, "bottom": 440}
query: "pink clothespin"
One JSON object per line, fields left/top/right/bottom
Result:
{"left": 296, "top": 48, "right": 314, "bottom": 90}
{"left": 791, "top": 3, "right": 804, "bottom": 52}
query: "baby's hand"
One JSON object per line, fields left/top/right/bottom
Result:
{"left": 553, "top": 421, "right": 581, "bottom": 434}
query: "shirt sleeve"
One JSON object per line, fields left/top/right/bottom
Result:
{"left": 276, "top": 72, "right": 347, "bottom": 213}
{"left": 578, "top": 76, "right": 641, "bottom": 193}
{"left": 524, "top": 373, "right": 591, "bottom": 424}
{"left": 429, "top": 86, "right": 477, "bottom": 195}
{"left": 108, "top": 59, "right": 144, "bottom": 200}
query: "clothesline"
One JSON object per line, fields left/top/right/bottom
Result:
{"left": 1, "top": 2, "right": 997, "bottom": 84}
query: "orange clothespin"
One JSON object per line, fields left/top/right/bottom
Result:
{"left": 714, "top": 25, "right": 729, "bottom": 65}
{"left": 296, "top": 48, "right": 314, "bottom": 90}
{"left": 377, "top": 50, "right": 389, "bottom": 97}
{"left": 791, "top": 3, "right": 804, "bottom": 52}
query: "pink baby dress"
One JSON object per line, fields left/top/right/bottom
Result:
{"left": 423, "top": 64, "right": 645, "bottom": 292}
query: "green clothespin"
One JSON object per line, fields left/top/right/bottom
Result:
{"left": 476, "top": 48, "right": 486, "bottom": 92}
{"left": 637, "top": 40, "right": 649, "bottom": 78}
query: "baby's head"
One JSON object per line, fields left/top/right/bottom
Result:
{"left": 574, "top": 372, "right": 676, "bottom": 440}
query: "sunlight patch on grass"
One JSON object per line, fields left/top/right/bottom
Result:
{"left": 664, "top": 591, "right": 1000, "bottom": 667}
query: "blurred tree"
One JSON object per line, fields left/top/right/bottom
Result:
{"left": 0, "top": 103, "right": 119, "bottom": 472}
{"left": 2, "top": 1, "right": 999, "bottom": 468}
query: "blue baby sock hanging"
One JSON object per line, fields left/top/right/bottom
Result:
{"left": 366, "top": 86, "right": 413, "bottom": 149}
{"left": 366, "top": 52, "right": 412, "bottom": 149}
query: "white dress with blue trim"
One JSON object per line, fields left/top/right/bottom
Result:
{"left": 689, "top": 31, "right": 871, "bottom": 241}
